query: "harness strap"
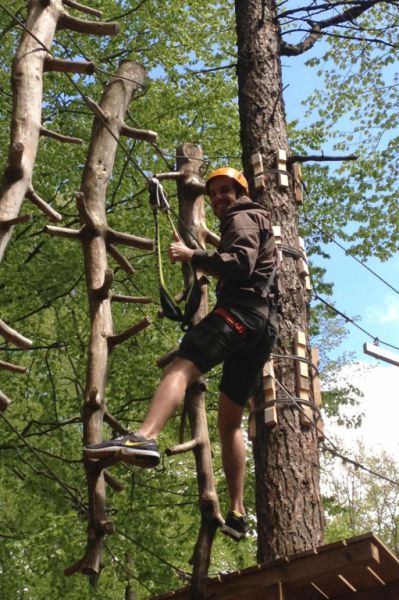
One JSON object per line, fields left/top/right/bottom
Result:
{"left": 149, "top": 177, "right": 201, "bottom": 330}
{"left": 214, "top": 308, "right": 247, "bottom": 337}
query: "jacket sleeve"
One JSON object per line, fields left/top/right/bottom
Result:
{"left": 191, "top": 214, "right": 261, "bottom": 281}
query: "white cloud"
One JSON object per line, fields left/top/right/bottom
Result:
{"left": 366, "top": 294, "right": 399, "bottom": 324}
{"left": 324, "top": 362, "right": 399, "bottom": 456}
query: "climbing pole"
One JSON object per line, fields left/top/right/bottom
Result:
{"left": 0, "top": 0, "right": 118, "bottom": 408}
{"left": 43, "top": 59, "right": 156, "bottom": 577}
{"left": 155, "top": 143, "right": 223, "bottom": 599}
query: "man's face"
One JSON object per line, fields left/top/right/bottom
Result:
{"left": 208, "top": 176, "right": 238, "bottom": 219}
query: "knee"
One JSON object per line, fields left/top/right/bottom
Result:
{"left": 218, "top": 413, "right": 242, "bottom": 439}
{"left": 163, "top": 357, "right": 200, "bottom": 386}
{"left": 218, "top": 393, "right": 244, "bottom": 437}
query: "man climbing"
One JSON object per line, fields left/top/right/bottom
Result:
{"left": 84, "top": 167, "right": 278, "bottom": 541}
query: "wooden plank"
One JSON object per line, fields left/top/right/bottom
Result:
{"left": 203, "top": 537, "right": 380, "bottom": 599}
{"left": 149, "top": 535, "right": 398, "bottom": 600}
{"left": 310, "top": 573, "right": 357, "bottom": 596}
{"left": 337, "top": 564, "right": 387, "bottom": 591}
{"left": 285, "top": 581, "right": 329, "bottom": 600}
{"left": 230, "top": 582, "right": 285, "bottom": 600}
{"left": 363, "top": 342, "right": 399, "bottom": 367}
{"left": 280, "top": 538, "right": 380, "bottom": 586}
{"left": 337, "top": 578, "right": 399, "bottom": 600}
{"left": 346, "top": 534, "right": 399, "bottom": 584}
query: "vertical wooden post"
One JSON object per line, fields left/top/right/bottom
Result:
{"left": 175, "top": 143, "right": 223, "bottom": 599}
{"left": 62, "top": 61, "right": 152, "bottom": 577}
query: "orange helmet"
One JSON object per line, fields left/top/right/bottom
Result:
{"left": 205, "top": 167, "right": 249, "bottom": 195}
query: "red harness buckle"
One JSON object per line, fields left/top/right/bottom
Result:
{"left": 214, "top": 307, "right": 247, "bottom": 337}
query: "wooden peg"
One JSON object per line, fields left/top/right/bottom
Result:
{"left": 0, "top": 214, "right": 32, "bottom": 228}
{"left": 58, "top": 14, "right": 119, "bottom": 37}
{"left": 120, "top": 124, "right": 157, "bottom": 143}
{"left": 0, "top": 319, "right": 33, "bottom": 349}
{"left": 263, "top": 360, "right": 277, "bottom": 427}
{"left": 276, "top": 149, "right": 289, "bottom": 188}
{"left": 292, "top": 163, "right": 303, "bottom": 204}
{"left": 63, "top": 0, "right": 103, "bottom": 18}
{"left": 0, "top": 359, "right": 27, "bottom": 374}
{"left": 298, "top": 237, "right": 311, "bottom": 290}
{"left": 0, "top": 390, "right": 11, "bottom": 412}
{"left": 295, "top": 330, "right": 312, "bottom": 427}
{"left": 40, "top": 126, "right": 83, "bottom": 145}
{"left": 108, "top": 316, "right": 152, "bottom": 348}
{"left": 26, "top": 189, "right": 62, "bottom": 222}
{"left": 44, "top": 57, "right": 95, "bottom": 75}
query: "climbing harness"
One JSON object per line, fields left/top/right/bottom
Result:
{"left": 214, "top": 307, "right": 247, "bottom": 337}
{"left": 149, "top": 177, "right": 202, "bottom": 331}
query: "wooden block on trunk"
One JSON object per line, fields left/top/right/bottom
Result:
{"left": 272, "top": 225, "right": 283, "bottom": 262}
{"left": 295, "top": 330, "right": 313, "bottom": 427}
{"left": 263, "top": 360, "right": 277, "bottom": 427}
{"left": 298, "top": 237, "right": 311, "bottom": 290}
{"left": 276, "top": 149, "right": 289, "bottom": 188}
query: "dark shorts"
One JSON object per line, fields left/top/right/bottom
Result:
{"left": 177, "top": 305, "right": 277, "bottom": 407}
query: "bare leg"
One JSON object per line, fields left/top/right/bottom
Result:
{"left": 218, "top": 392, "right": 246, "bottom": 515}
{"left": 138, "top": 357, "right": 201, "bottom": 439}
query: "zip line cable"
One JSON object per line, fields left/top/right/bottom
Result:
{"left": 270, "top": 373, "right": 399, "bottom": 488}
{"left": 115, "top": 527, "right": 192, "bottom": 582}
{"left": 312, "top": 289, "right": 399, "bottom": 352}
{"left": 301, "top": 212, "right": 399, "bottom": 297}
{"left": 321, "top": 443, "right": 399, "bottom": 487}
{"left": 296, "top": 178, "right": 399, "bottom": 350}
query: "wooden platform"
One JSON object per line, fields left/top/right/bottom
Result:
{"left": 150, "top": 533, "right": 399, "bottom": 599}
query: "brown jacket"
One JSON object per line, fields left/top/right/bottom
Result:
{"left": 191, "top": 196, "right": 277, "bottom": 316}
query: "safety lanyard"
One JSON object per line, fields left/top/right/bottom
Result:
{"left": 149, "top": 178, "right": 201, "bottom": 330}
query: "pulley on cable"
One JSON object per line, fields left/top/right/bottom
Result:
{"left": 149, "top": 177, "right": 202, "bottom": 331}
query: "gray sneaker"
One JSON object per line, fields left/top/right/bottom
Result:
{"left": 84, "top": 433, "right": 160, "bottom": 467}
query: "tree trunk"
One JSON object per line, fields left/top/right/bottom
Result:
{"left": 234, "top": 0, "right": 324, "bottom": 561}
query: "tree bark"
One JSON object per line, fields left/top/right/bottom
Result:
{"left": 234, "top": 0, "right": 324, "bottom": 561}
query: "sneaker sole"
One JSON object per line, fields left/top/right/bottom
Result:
{"left": 84, "top": 446, "right": 160, "bottom": 466}
{"left": 220, "top": 524, "right": 246, "bottom": 541}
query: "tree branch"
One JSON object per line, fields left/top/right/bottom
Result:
{"left": 280, "top": 0, "right": 382, "bottom": 56}
{"left": 287, "top": 153, "right": 358, "bottom": 165}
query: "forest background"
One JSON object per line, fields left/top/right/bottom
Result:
{"left": 0, "top": 0, "right": 398, "bottom": 598}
